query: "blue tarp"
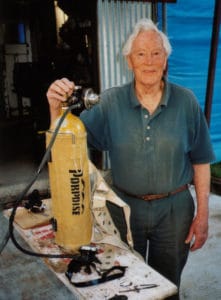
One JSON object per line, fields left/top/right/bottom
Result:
{"left": 166, "top": 0, "right": 221, "bottom": 161}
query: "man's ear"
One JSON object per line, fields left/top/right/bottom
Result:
{"left": 163, "top": 58, "right": 168, "bottom": 71}
{"left": 126, "top": 55, "right": 133, "bottom": 70}
{"left": 163, "top": 60, "right": 168, "bottom": 76}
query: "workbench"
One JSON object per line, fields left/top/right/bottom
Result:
{"left": 7, "top": 219, "right": 177, "bottom": 300}
{"left": 5, "top": 163, "right": 177, "bottom": 299}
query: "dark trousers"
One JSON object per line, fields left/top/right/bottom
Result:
{"left": 107, "top": 188, "right": 194, "bottom": 299}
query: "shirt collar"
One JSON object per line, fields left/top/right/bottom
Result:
{"left": 129, "top": 81, "right": 139, "bottom": 108}
{"left": 160, "top": 78, "right": 170, "bottom": 107}
{"left": 129, "top": 78, "right": 171, "bottom": 108}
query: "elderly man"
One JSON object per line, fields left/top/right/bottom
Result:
{"left": 47, "top": 18, "right": 215, "bottom": 299}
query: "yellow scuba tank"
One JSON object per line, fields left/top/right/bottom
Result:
{"left": 46, "top": 104, "right": 93, "bottom": 251}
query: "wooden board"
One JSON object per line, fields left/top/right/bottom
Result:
{"left": 4, "top": 199, "right": 52, "bottom": 229}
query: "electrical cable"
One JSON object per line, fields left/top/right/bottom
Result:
{"left": 0, "top": 103, "right": 82, "bottom": 258}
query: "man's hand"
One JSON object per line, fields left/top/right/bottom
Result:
{"left": 185, "top": 214, "right": 208, "bottom": 251}
{"left": 46, "top": 78, "right": 75, "bottom": 122}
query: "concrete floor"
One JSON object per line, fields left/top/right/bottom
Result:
{"left": 180, "top": 189, "right": 221, "bottom": 300}
{"left": 0, "top": 120, "right": 221, "bottom": 300}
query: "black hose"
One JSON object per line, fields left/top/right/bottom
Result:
{"left": 0, "top": 230, "right": 10, "bottom": 255}
{"left": 1, "top": 103, "right": 82, "bottom": 258}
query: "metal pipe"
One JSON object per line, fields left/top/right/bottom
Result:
{"left": 204, "top": 0, "right": 221, "bottom": 126}
{"left": 162, "top": 2, "right": 167, "bottom": 33}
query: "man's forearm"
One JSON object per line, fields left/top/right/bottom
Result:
{"left": 192, "top": 163, "right": 211, "bottom": 217}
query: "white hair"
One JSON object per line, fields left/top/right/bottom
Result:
{"left": 122, "top": 18, "right": 172, "bottom": 57}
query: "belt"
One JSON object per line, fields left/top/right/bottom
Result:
{"left": 116, "top": 184, "right": 188, "bottom": 201}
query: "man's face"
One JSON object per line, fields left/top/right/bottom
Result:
{"left": 127, "top": 30, "right": 167, "bottom": 87}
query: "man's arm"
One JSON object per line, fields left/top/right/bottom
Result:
{"left": 185, "top": 163, "right": 211, "bottom": 251}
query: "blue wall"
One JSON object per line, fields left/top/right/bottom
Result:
{"left": 166, "top": 0, "right": 221, "bottom": 161}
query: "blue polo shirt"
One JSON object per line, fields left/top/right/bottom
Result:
{"left": 80, "top": 80, "right": 215, "bottom": 195}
